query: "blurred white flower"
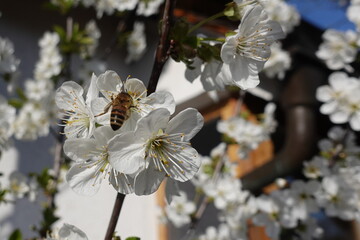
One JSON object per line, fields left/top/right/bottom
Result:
{"left": 316, "top": 30, "right": 358, "bottom": 72}
{"left": 347, "top": 0, "right": 360, "bottom": 31}
{"left": 0, "top": 37, "right": 20, "bottom": 74}
{"left": 261, "top": 0, "right": 300, "bottom": 34}
{"left": 198, "top": 224, "right": 231, "bottom": 240}
{"left": 35, "top": 32, "right": 62, "bottom": 80}
{"left": 316, "top": 71, "right": 360, "bottom": 130}
{"left": 64, "top": 126, "right": 134, "bottom": 196}
{"left": 126, "top": 22, "right": 147, "bottom": 64}
{"left": 81, "top": 20, "right": 101, "bottom": 58}
{"left": 137, "top": 0, "right": 164, "bottom": 16}
{"left": 303, "top": 156, "right": 330, "bottom": 179}
{"left": 220, "top": 4, "right": 285, "bottom": 89}
{"left": 165, "top": 191, "right": 195, "bottom": 227}
{"left": 203, "top": 177, "right": 243, "bottom": 210}
{"left": 263, "top": 42, "right": 291, "bottom": 79}
{"left": 315, "top": 176, "right": 358, "bottom": 220}
{"left": 48, "top": 223, "right": 88, "bottom": 240}
{"left": 0, "top": 95, "right": 15, "bottom": 149}
{"left": 9, "top": 171, "right": 29, "bottom": 199}
{"left": 108, "top": 108, "right": 204, "bottom": 195}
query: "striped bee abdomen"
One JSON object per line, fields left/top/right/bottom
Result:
{"left": 110, "top": 108, "right": 128, "bottom": 130}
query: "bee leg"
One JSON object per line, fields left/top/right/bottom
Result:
{"left": 94, "top": 102, "right": 112, "bottom": 117}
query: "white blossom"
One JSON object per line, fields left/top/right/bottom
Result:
{"left": 315, "top": 176, "right": 358, "bottom": 220}
{"left": 35, "top": 32, "right": 62, "bottom": 80}
{"left": 81, "top": 20, "right": 101, "bottom": 58}
{"left": 316, "top": 29, "right": 358, "bottom": 72}
{"left": 220, "top": 4, "right": 285, "bottom": 89}
{"left": 303, "top": 156, "right": 330, "bottom": 179}
{"left": 47, "top": 223, "right": 88, "bottom": 240}
{"left": 165, "top": 191, "right": 195, "bottom": 227}
{"left": 347, "top": 0, "right": 360, "bottom": 31}
{"left": 198, "top": 224, "right": 231, "bottom": 240}
{"left": 263, "top": 42, "right": 291, "bottom": 79}
{"left": 9, "top": 171, "right": 29, "bottom": 199}
{"left": 108, "top": 108, "right": 204, "bottom": 195}
{"left": 137, "top": 0, "right": 164, "bottom": 16}
{"left": 55, "top": 74, "right": 98, "bottom": 139}
{"left": 316, "top": 71, "right": 360, "bottom": 130}
{"left": 126, "top": 22, "right": 147, "bottom": 64}
{"left": 64, "top": 126, "right": 134, "bottom": 196}
{"left": 0, "top": 37, "right": 20, "bottom": 74}
{"left": 0, "top": 95, "right": 15, "bottom": 149}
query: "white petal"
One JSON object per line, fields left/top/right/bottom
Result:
{"left": 108, "top": 132, "right": 145, "bottom": 174}
{"left": 109, "top": 170, "right": 135, "bottom": 194}
{"left": 125, "top": 78, "right": 147, "bottom": 98}
{"left": 350, "top": 113, "right": 360, "bottom": 131}
{"left": 165, "top": 178, "right": 180, "bottom": 204}
{"left": 59, "top": 223, "right": 88, "bottom": 240}
{"left": 66, "top": 162, "right": 103, "bottom": 196}
{"left": 97, "top": 70, "right": 121, "bottom": 101}
{"left": 166, "top": 108, "right": 204, "bottom": 141}
{"left": 63, "top": 138, "right": 97, "bottom": 161}
{"left": 330, "top": 110, "right": 350, "bottom": 123}
{"left": 143, "top": 91, "right": 176, "bottom": 114}
{"left": 316, "top": 86, "right": 333, "bottom": 102}
{"left": 220, "top": 36, "right": 237, "bottom": 64}
{"left": 135, "top": 108, "right": 170, "bottom": 138}
{"left": 134, "top": 163, "right": 166, "bottom": 195}
{"left": 85, "top": 73, "right": 99, "bottom": 105}
{"left": 165, "top": 146, "right": 201, "bottom": 182}
{"left": 93, "top": 126, "right": 116, "bottom": 145}
{"left": 55, "top": 81, "right": 85, "bottom": 110}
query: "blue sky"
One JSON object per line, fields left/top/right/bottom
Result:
{"left": 287, "top": 0, "right": 355, "bottom": 31}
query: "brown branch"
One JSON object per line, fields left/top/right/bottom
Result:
{"left": 104, "top": 193, "right": 126, "bottom": 240}
{"left": 147, "top": 0, "right": 177, "bottom": 94}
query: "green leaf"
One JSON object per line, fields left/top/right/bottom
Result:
{"left": 16, "top": 88, "right": 27, "bottom": 101}
{"left": 8, "top": 99, "right": 24, "bottom": 109}
{"left": 8, "top": 229, "right": 22, "bottom": 240}
{"left": 125, "top": 237, "right": 140, "bottom": 240}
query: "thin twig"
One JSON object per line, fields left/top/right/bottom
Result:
{"left": 147, "top": 0, "right": 177, "bottom": 94}
{"left": 104, "top": 193, "right": 126, "bottom": 240}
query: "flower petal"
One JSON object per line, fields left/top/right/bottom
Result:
{"left": 143, "top": 91, "right": 176, "bottom": 115}
{"left": 63, "top": 138, "right": 97, "bottom": 162}
{"left": 97, "top": 70, "right": 122, "bottom": 101}
{"left": 108, "top": 132, "right": 145, "bottom": 174}
{"left": 109, "top": 170, "right": 135, "bottom": 194}
{"left": 66, "top": 161, "right": 103, "bottom": 196}
{"left": 166, "top": 108, "right": 204, "bottom": 141}
{"left": 135, "top": 108, "right": 170, "bottom": 138}
{"left": 125, "top": 78, "right": 147, "bottom": 99}
{"left": 134, "top": 162, "right": 166, "bottom": 195}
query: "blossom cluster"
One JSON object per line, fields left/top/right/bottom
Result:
{"left": 55, "top": 70, "right": 204, "bottom": 196}
{"left": 185, "top": 3, "right": 286, "bottom": 92}
{"left": 0, "top": 37, "right": 20, "bottom": 79}
{"left": 163, "top": 122, "right": 360, "bottom": 240}
{"left": 12, "top": 32, "right": 61, "bottom": 140}
{"left": 316, "top": 71, "right": 360, "bottom": 131}
{"left": 217, "top": 102, "right": 277, "bottom": 159}
{"left": 51, "top": 0, "right": 164, "bottom": 18}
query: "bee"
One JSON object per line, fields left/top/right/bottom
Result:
{"left": 96, "top": 82, "right": 134, "bottom": 131}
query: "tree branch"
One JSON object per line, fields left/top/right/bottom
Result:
{"left": 147, "top": 0, "right": 177, "bottom": 94}
{"left": 104, "top": 1, "right": 177, "bottom": 239}
{"left": 104, "top": 193, "right": 126, "bottom": 240}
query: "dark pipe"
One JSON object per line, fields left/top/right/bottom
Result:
{"left": 241, "top": 65, "right": 325, "bottom": 192}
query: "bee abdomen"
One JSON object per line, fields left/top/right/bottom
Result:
{"left": 110, "top": 108, "right": 128, "bottom": 130}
